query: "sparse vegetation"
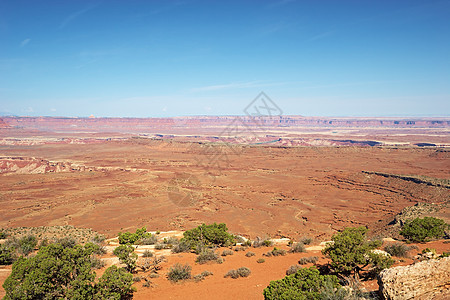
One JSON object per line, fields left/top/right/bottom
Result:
{"left": 384, "top": 243, "right": 417, "bottom": 257}
{"left": 286, "top": 264, "right": 302, "bottom": 275}
{"left": 193, "top": 270, "right": 213, "bottom": 282}
{"left": 299, "top": 237, "right": 312, "bottom": 245}
{"left": 181, "top": 223, "right": 235, "bottom": 249}
{"left": 271, "top": 247, "right": 287, "bottom": 256}
{"left": 196, "top": 249, "right": 220, "bottom": 264}
{"left": 171, "top": 240, "right": 190, "bottom": 253}
{"left": 400, "top": 217, "right": 448, "bottom": 243}
{"left": 221, "top": 249, "right": 234, "bottom": 256}
{"left": 113, "top": 244, "right": 138, "bottom": 272}
{"left": 0, "top": 244, "right": 15, "bottom": 265}
{"left": 167, "top": 263, "right": 191, "bottom": 282}
{"left": 224, "top": 267, "right": 251, "bottom": 279}
{"left": 118, "top": 226, "right": 152, "bottom": 245}
{"left": 245, "top": 251, "right": 256, "bottom": 257}
{"left": 289, "top": 242, "right": 306, "bottom": 253}
{"left": 322, "top": 226, "right": 393, "bottom": 277}
{"left": 253, "top": 237, "right": 273, "bottom": 248}
{"left": 298, "top": 256, "right": 319, "bottom": 265}
{"left": 3, "top": 242, "right": 134, "bottom": 299}
{"left": 263, "top": 267, "right": 341, "bottom": 300}
{"left": 257, "top": 258, "right": 265, "bottom": 263}
{"left": 142, "top": 249, "right": 154, "bottom": 257}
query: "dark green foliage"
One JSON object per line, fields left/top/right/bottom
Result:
{"left": 400, "top": 217, "right": 448, "bottom": 243}
{"left": 113, "top": 245, "right": 138, "bottom": 272}
{"left": 0, "top": 230, "right": 7, "bottom": 239}
{"left": 3, "top": 243, "right": 98, "bottom": 299}
{"left": 118, "top": 226, "right": 152, "bottom": 245}
{"left": 384, "top": 243, "right": 417, "bottom": 257}
{"left": 167, "top": 263, "right": 191, "bottom": 282}
{"left": 181, "top": 223, "right": 235, "bottom": 249}
{"left": 0, "top": 244, "right": 15, "bottom": 265}
{"left": 263, "top": 267, "right": 341, "bottom": 300}
{"left": 195, "top": 249, "right": 219, "bottom": 264}
{"left": 96, "top": 265, "right": 135, "bottom": 299}
{"left": 322, "top": 226, "right": 392, "bottom": 276}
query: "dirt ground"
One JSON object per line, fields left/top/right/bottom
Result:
{"left": 0, "top": 121, "right": 449, "bottom": 299}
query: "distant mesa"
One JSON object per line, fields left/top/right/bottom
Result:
{"left": 89, "top": 115, "right": 95, "bottom": 118}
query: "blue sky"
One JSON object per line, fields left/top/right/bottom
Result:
{"left": 0, "top": 0, "right": 449, "bottom": 117}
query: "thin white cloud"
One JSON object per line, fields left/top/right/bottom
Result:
{"left": 20, "top": 38, "right": 31, "bottom": 47}
{"left": 60, "top": 4, "right": 98, "bottom": 29}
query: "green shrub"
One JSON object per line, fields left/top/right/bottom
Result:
{"left": 400, "top": 217, "right": 448, "bottom": 243}
{"left": 286, "top": 264, "right": 302, "bottom": 275}
{"left": 221, "top": 249, "right": 234, "bottom": 256}
{"left": 113, "top": 245, "right": 138, "bottom": 272}
{"left": 167, "top": 263, "right": 191, "bottom": 282}
{"left": 298, "top": 256, "right": 319, "bottom": 265}
{"left": 196, "top": 249, "right": 219, "bottom": 264}
{"left": 245, "top": 252, "right": 256, "bottom": 257}
{"left": 290, "top": 242, "right": 306, "bottom": 253}
{"left": 384, "top": 243, "right": 417, "bottom": 257}
{"left": 0, "top": 244, "right": 15, "bottom": 265}
{"left": 140, "top": 235, "right": 158, "bottom": 245}
{"left": 96, "top": 265, "right": 135, "bottom": 299}
{"left": 0, "top": 230, "right": 7, "bottom": 239}
{"left": 3, "top": 243, "right": 134, "bottom": 299}
{"left": 252, "top": 237, "right": 273, "bottom": 248}
{"left": 257, "top": 258, "right": 265, "bottom": 263}
{"left": 90, "top": 256, "right": 106, "bottom": 269}
{"left": 322, "top": 226, "right": 390, "bottom": 276}
{"left": 193, "top": 270, "right": 213, "bottom": 282}
{"left": 181, "top": 223, "right": 235, "bottom": 249}
{"left": 263, "top": 267, "right": 341, "bottom": 300}
{"left": 118, "top": 227, "right": 151, "bottom": 245}
{"left": 55, "top": 237, "right": 77, "bottom": 248}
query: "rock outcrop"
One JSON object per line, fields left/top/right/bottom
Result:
{"left": 378, "top": 257, "right": 450, "bottom": 299}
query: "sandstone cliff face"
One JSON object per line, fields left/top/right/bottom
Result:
{"left": 378, "top": 257, "right": 450, "bottom": 300}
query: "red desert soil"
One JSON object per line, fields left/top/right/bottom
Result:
{"left": 0, "top": 118, "right": 449, "bottom": 299}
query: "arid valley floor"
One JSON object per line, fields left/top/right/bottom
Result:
{"left": 0, "top": 116, "right": 449, "bottom": 299}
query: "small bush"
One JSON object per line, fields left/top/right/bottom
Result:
{"left": 167, "top": 263, "right": 192, "bottom": 282}
{"left": 384, "top": 243, "right": 417, "bottom": 257}
{"left": 224, "top": 269, "right": 239, "bottom": 279}
{"left": 142, "top": 250, "right": 154, "bottom": 258}
{"left": 298, "top": 256, "right": 319, "bottom": 265}
{"left": 290, "top": 242, "right": 306, "bottom": 253}
{"left": 237, "top": 267, "right": 251, "bottom": 277}
{"left": 196, "top": 250, "right": 219, "bottom": 264}
{"left": 286, "top": 264, "right": 302, "bottom": 275}
{"left": 242, "top": 240, "right": 252, "bottom": 247}
{"left": 118, "top": 227, "right": 151, "bottom": 245}
{"left": 156, "top": 231, "right": 161, "bottom": 235}
{"left": 113, "top": 244, "right": 138, "bottom": 272}
{"left": 181, "top": 223, "right": 235, "bottom": 249}
{"left": 90, "top": 256, "right": 106, "bottom": 269}
{"left": 253, "top": 237, "right": 273, "bottom": 248}
{"left": 133, "top": 276, "right": 142, "bottom": 282}
{"left": 245, "top": 252, "right": 256, "bottom": 257}
{"left": 91, "top": 234, "right": 105, "bottom": 244}
{"left": 154, "top": 243, "right": 166, "bottom": 250}
{"left": 17, "top": 235, "right": 37, "bottom": 256}
{"left": 56, "top": 237, "right": 77, "bottom": 248}
{"left": 0, "top": 230, "right": 7, "bottom": 239}
{"left": 140, "top": 235, "right": 158, "bottom": 245}
{"left": 257, "top": 258, "right": 265, "bottom": 263}
{"left": 299, "top": 237, "right": 312, "bottom": 245}
{"left": 263, "top": 251, "right": 273, "bottom": 257}
{"left": 193, "top": 270, "right": 213, "bottom": 282}
{"left": 221, "top": 249, "right": 234, "bottom": 256}
{"left": 0, "top": 244, "right": 15, "bottom": 265}
{"left": 271, "top": 247, "right": 287, "bottom": 256}
{"left": 400, "top": 217, "right": 449, "bottom": 243}
{"left": 234, "top": 246, "right": 246, "bottom": 252}
{"left": 172, "top": 241, "right": 190, "bottom": 253}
